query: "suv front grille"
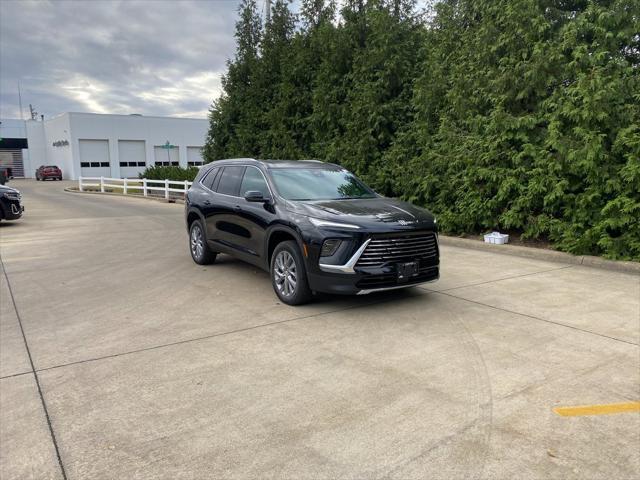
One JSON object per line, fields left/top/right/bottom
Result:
{"left": 356, "top": 232, "right": 438, "bottom": 268}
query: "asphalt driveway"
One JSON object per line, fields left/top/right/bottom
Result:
{"left": 1, "top": 179, "right": 638, "bottom": 479}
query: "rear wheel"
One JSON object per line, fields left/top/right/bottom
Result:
{"left": 270, "top": 241, "right": 312, "bottom": 305}
{"left": 189, "top": 220, "right": 216, "bottom": 265}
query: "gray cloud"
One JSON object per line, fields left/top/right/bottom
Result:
{"left": 0, "top": 0, "right": 242, "bottom": 119}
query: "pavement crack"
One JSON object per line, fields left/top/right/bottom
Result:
{"left": 0, "top": 370, "right": 34, "bottom": 380}
{"left": 34, "top": 293, "right": 414, "bottom": 374}
{"left": 428, "top": 289, "right": 639, "bottom": 347}
{"left": 434, "top": 265, "right": 574, "bottom": 292}
{"left": 0, "top": 255, "right": 69, "bottom": 480}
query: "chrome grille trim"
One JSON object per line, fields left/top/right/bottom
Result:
{"left": 356, "top": 232, "right": 438, "bottom": 268}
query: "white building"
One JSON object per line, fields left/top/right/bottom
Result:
{"left": 3, "top": 112, "right": 209, "bottom": 180}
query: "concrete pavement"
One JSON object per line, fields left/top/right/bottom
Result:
{"left": 1, "top": 179, "right": 638, "bottom": 479}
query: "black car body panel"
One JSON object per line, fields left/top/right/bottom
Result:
{"left": 0, "top": 185, "right": 24, "bottom": 220}
{"left": 186, "top": 159, "right": 439, "bottom": 296}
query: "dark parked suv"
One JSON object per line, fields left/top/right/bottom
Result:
{"left": 185, "top": 159, "right": 439, "bottom": 305}
{"left": 0, "top": 184, "right": 23, "bottom": 221}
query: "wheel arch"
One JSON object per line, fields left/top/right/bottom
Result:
{"left": 186, "top": 207, "right": 205, "bottom": 231}
{"left": 265, "top": 224, "right": 304, "bottom": 268}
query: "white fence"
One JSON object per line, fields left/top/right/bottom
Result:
{"left": 78, "top": 176, "right": 192, "bottom": 200}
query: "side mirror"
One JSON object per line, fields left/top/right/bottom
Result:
{"left": 244, "top": 190, "right": 268, "bottom": 203}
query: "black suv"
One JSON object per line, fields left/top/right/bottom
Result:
{"left": 0, "top": 184, "right": 23, "bottom": 221}
{"left": 185, "top": 159, "right": 439, "bottom": 305}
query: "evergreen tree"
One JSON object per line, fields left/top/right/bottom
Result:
{"left": 257, "top": 0, "right": 299, "bottom": 157}
{"left": 203, "top": 0, "right": 262, "bottom": 160}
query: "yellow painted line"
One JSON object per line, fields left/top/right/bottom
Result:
{"left": 554, "top": 401, "right": 640, "bottom": 417}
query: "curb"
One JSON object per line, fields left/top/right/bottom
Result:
{"left": 439, "top": 236, "right": 640, "bottom": 275}
{"left": 64, "top": 188, "right": 639, "bottom": 275}
{"left": 64, "top": 187, "right": 185, "bottom": 204}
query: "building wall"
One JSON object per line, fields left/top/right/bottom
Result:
{"left": 24, "top": 112, "right": 209, "bottom": 180}
{"left": 42, "top": 114, "right": 75, "bottom": 178}
{"left": 24, "top": 121, "right": 45, "bottom": 177}
{"left": 67, "top": 113, "right": 208, "bottom": 180}
{"left": 24, "top": 119, "right": 73, "bottom": 179}
{"left": 25, "top": 115, "right": 76, "bottom": 178}
{"left": 0, "top": 118, "right": 27, "bottom": 139}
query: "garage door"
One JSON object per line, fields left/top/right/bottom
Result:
{"left": 118, "top": 140, "right": 146, "bottom": 178}
{"left": 187, "top": 146, "right": 204, "bottom": 166}
{"left": 79, "top": 139, "right": 111, "bottom": 177}
{"left": 153, "top": 146, "right": 179, "bottom": 166}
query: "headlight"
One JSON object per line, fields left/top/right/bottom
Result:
{"left": 308, "top": 217, "right": 360, "bottom": 230}
{"left": 3, "top": 192, "right": 20, "bottom": 201}
{"left": 320, "top": 239, "right": 342, "bottom": 257}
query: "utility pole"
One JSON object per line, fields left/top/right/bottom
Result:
{"left": 18, "top": 83, "right": 24, "bottom": 121}
{"left": 265, "top": 0, "right": 271, "bottom": 23}
{"left": 29, "top": 104, "right": 38, "bottom": 121}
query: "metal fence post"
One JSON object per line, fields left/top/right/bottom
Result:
{"left": 79, "top": 176, "right": 83, "bottom": 192}
{"left": 184, "top": 179, "right": 189, "bottom": 199}
{"left": 123, "top": 177, "right": 128, "bottom": 195}
{"left": 165, "top": 179, "right": 169, "bottom": 200}
{"left": 100, "top": 176, "right": 104, "bottom": 193}
{"left": 143, "top": 178, "right": 148, "bottom": 197}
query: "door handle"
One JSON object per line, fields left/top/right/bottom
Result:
{"left": 234, "top": 205, "right": 241, "bottom": 212}
{"left": 203, "top": 200, "right": 211, "bottom": 205}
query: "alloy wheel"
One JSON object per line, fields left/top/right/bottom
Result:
{"left": 190, "top": 224, "right": 204, "bottom": 260}
{"left": 274, "top": 250, "right": 297, "bottom": 297}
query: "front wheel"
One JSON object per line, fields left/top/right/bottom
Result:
{"left": 189, "top": 220, "right": 216, "bottom": 265}
{"left": 270, "top": 241, "right": 312, "bottom": 305}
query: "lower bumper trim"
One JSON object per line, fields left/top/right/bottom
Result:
{"left": 357, "top": 277, "right": 438, "bottom": 295}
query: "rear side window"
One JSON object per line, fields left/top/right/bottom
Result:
{"left": 201, "top": 167, "right": 219, "bottom": 190}
{"left": 240, "top": 167, "right": 270, "bottom": 197}
{"left": 216, "top": 166, "right": 245, "bottom": 196}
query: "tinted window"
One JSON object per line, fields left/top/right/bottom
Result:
{"left": 202, "top": 167, "right": 219, "bottom": 190}
{"left": 270, "top": 168, "right": 376, "bottom": 201}
{"left": 216, "top": 166, "right": 245, "bottom": 196}
{"left": 240, "top": 167, "right": 270, "bottom": 197}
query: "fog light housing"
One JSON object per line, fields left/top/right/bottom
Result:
{"left": 320, "top": 239, "right": 342, "bottom": 257}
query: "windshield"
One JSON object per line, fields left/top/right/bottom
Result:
{"left": 270, "top": 168, "right": 376, "bottom": 201}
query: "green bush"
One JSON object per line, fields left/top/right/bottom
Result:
{"left": 139, "top": 165, "right": 200, "bottom": 182}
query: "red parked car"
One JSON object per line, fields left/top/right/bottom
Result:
{"left": 35, "top": 165, "right": 63, "bottom": 181}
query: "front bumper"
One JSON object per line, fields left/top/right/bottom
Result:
{"left": 301, "top": 225, "right": 440, "bottom": 295}
{"left": 1, "top": 199, "right": 23, "bottom": 220}
{"left": 308, "top": 263, "right": 439, "bottom": 295}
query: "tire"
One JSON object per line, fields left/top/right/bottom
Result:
{"left": 189, "top": 220, "right": 216, "bottom": 265}
{"left": 270, "top": 240, "right": 312, "bottom": 306}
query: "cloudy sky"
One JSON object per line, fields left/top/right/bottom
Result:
{"left": 0, "top": 0, "right": 246, "bottom": 120}
{"left": 1, "top": 1, "right": 431, "bottom": 121}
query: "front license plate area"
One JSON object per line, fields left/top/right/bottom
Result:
{"left": 397, "top": 261, "right": 419, "bottom": 283}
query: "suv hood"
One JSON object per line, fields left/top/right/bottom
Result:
{"left": 286, "top": 197, "right": 436, "bottom": 230}
{"left": 0, "top": 185, "right": 19, "bottom": 194}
